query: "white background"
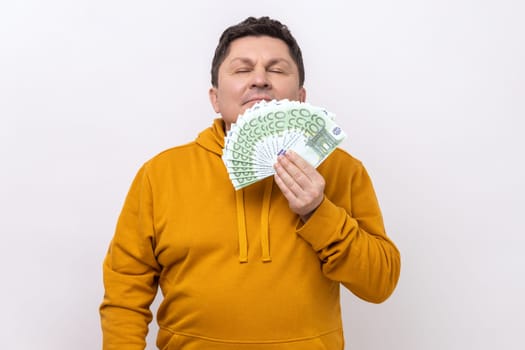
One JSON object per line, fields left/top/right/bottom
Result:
{"left": 1, "top": 0, "right": 524, "bottom": 349}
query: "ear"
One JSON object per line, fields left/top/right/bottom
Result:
{"left": 209, "top": 87, "right": 220, "bottom": 113}
{"left": 299, "top": 87, "right": 306, "bottom": 102}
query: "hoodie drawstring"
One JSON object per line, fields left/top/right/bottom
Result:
{"left": 235, "top": 190, "right": 248, "bottom": 263}
{"left": 235, "top": 179, "right": 273, "bottom": 263}
{"left": 260, "top": 180, "right": 273, "bottom": 262}
{"left": 197, "top": 119, "right": 273, "bottom": 263}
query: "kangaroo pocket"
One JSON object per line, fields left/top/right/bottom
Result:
{"left": 158, "top": 328, "right": 343, "bottom": 350}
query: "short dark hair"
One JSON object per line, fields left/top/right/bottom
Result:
{"left": 210, "top": 16, "right": 305, "bottom": 87}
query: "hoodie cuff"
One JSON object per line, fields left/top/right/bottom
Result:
{"left": 296, "top": 196, "right": 356, "bottom": 251}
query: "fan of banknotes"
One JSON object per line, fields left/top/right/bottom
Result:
{"left": 222, "top": 99, "right": 346, "bottom": 190}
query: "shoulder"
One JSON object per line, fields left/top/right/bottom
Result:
{"left": 150, "top": 140, "right": 202, "bottom": 162}
{"left": 141, "top": 140, "right": 201, "bottom": 173}
{"left": 319, "top": 148, "right": 365, "bottom": 174}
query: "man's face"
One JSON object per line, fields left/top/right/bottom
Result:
{"left": 209, "top": 35, "right": 306, "bottom": 131}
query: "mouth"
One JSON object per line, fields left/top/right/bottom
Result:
{"left": 242, "top": 96, "right": 273, "bottom": 106}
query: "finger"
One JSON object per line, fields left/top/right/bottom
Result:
{"left": 284, "top": 150, "right": 311, "bottom": 171}
{"left": 273, "top": 172, "right": 301, "bottom": 206}
{"left": 274, "top": 159, "right": 303, "bottom": 198}
{"left": 274, "top": 170, "right": 322, "bottom": 218}
{"left": 278, "top": 152, "right": 315, "bottom": 190}
{"left": 285, "top": 150, "right": 322, "bottom": 180}
{"left": 275, "top": 151, "right": 326, "bottom": 200}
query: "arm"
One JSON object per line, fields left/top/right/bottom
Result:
{"left": 274, "top": 151, "right": 400, "bottom": 303}
{"left": 100, "top": 165, "right": 161, "bottom": 350}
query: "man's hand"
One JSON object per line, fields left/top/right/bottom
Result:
{"left": 273, "top": 150, "right": 325, "bottom": 222}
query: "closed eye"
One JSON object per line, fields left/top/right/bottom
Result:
{"left": 234, "top": 67, "right": 252, "bottom": 73}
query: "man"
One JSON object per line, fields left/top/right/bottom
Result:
{"left": 100, "top": 16, "right": 400, "bottom": 350}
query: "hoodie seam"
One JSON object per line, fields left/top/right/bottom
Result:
{"left": 158, "top": 326, "right": 342, "bottom": 344}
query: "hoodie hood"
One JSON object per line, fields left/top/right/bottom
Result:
{"left": 195, "top": 118, "right": 273, "bottom": 263}
{"left": 195, "top": 118, "right": 226, "bottom": 156}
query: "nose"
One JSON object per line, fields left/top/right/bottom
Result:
{"left": 250, "top": 68, "right": 271, "bottom": 89}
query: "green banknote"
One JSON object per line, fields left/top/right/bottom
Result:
{"left": 222, "top": 99, "right": 346, "bottom": 190}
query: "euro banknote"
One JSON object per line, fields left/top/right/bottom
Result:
{"left": 222, "top": 99, "right": 346, "bottom": 190}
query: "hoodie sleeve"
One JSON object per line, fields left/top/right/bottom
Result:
{"left": 100, "top": 165, "right": 161, "bottom": 350}
{"left": 296, "top": 162, "right": 400, "bottom": 303}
